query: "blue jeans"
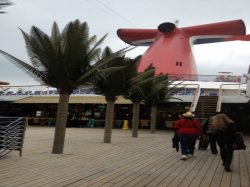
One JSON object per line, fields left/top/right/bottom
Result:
{"left": 178, "top": 134, "right": 197, "bottom": 155}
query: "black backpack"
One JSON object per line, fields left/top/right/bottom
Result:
{"left": 232, "top": 132, "right": 246, "bottom": 150}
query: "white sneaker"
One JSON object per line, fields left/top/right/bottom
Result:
{"left": 181, "top": 155, "right": 187, "bottom": 160}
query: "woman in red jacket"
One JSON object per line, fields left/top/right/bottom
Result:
{"left": 174, "top": 111, "right": 203, "bottom": 160}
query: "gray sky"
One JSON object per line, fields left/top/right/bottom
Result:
{"left": 0, "top": 0, "right": 250, "bottom": 85}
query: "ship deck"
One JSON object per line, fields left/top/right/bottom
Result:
{"left": 1, "top": 127, "right": 250, "bottom": 187}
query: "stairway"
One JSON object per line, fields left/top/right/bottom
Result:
{"left": 194, "top": 96, "right": 218, "bottom": 120}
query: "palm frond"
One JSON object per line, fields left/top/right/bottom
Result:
{"left": 50, "top": 22, "right": 61, "bottom": 54}
{"left": 0, "top": 0, "right": 12, "bottom": 13}
{"left": 167, "top": 81, "right": 185, "bottom": 95}
{"left": 129, "top": 68, "right": 155, "bottom": 85}
{"left": 94, "top": 66, "right": 126, "bottom": 83}
{"left": 19, "top": 28, "right": 45, "bottom": 68}
{"left": 0, "top": 50, "right": 45, "bottom": 83}
{"left": 74, "top": 46, "right": 132, "bottom": 86}
{"left": 101, "top": 47, "right": 113, "bottom": 59}
{"left": 20, "top": 27, "right": 57, "bottom": 71}
{"left": 87, "top": 34, "right": 108, "bottom": 62}
{"left": 146, "top": 82, "right": 167, "bottom": 97}
{"left": 31, "top": 26, "right": 57, "bottom": 67}
{"left": 127, "top": 65, "right": 156, "bottom": 102}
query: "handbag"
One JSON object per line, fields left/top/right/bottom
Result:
{"left": 198, "top": 134, "right": 209, "bottom": 150}
{"left": 172, "top": 132, "right": 179, "bottom": 152}
{"left": 232, "top": 132, "right": 246, "bottom": 150}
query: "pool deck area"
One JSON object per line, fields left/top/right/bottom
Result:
{"left": 1, "top": 127, "right": 250, "bottom": 187}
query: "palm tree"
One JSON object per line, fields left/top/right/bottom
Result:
{"left": 0, "top": 0, "right": 12, "bottom": 13}
{"left": 0, "top": 20, "right": 128, "bottom": 154}
{"left": 149, "top": 79, "right": 185, "bottom": 134}
{"left": 126, "top": 65, "right": 155, "bottom": 137}
{"left": 92, "top": 47, "right": 139, "bottom": 143}
{"left": 144, "top": 74, "right": 183, "bottom": 133}
{"left": 144, "top": 73, "right": 169, "bottom": 134}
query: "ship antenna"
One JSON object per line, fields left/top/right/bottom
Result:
{"left": 173, "top": 19, "right": 179, "bottom": 26}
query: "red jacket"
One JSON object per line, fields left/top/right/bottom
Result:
{"left": 174, "top": 118, "right": 203, "bottom": 137}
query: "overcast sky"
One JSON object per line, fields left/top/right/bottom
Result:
{"left": 0, "top": 0, "right": 250, "bottom": 85}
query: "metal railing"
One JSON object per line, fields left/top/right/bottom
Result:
{"left": 168, "top": 73, "right": 245, "bottom": 83}
{"left": 0, "top": 85, "right": 95, "bottom": 96}
{"left": 216, "top": 83, "right": 246, "bottom": 112}
{"left": 189, "top": 84, "right": 200, "bottom": 112}
{"left": 0, "top": 117, "right": 26, "bottom": 159}
{"left": 0, "top": 74, "right": 246, "bottom": 96}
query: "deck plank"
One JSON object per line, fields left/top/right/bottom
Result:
{"left": 177, "top": 151, "right": 211, "bottom": 187}
{"left": 231, "top": 151, "right": 241, "bottom": 187}
{"left": 239, "top": 150, "right": 250, "bottom": 187}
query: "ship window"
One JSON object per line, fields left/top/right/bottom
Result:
{"left": 176, "top": 61, "right": 182, "bottom": 66}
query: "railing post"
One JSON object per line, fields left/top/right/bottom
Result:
{"left": 190, "top": 84, "right": 200, "bottom": 112}
{"left": 216, "top": 85, "right": 223, "bottom": 112}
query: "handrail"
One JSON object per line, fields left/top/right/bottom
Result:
{"left": 1, "top": 80, "right": 246, "bottom": 99}
{"left": 170, "top": 83, "right": 200, "bottom": 111}
{"left": 216, "top": 86, "right": 223, "bottom": 112}
{"left": 216, "top": 83, "right": 244, "bottom": 112}
{"left": 189, "top": 84, "right": 200, "bottom": 112}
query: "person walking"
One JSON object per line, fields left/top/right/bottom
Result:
{"left": 203, "top": 113, "right": 220, "bottom": 154}
{"left": 174, "top": 111, "right": 203, "bottom": 160}
{"left": 214, "top": 113, "right": 236, "bottom": 172}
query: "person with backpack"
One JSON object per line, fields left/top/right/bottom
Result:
{"left": 214, "top": 113, "right": 236, "bottom": 172}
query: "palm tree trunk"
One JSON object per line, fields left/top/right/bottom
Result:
{"left": 52, "top": 93, "right": 70, "bottom": 154}
{"left": 132, "top": 101, "right": 140, "bottom": 137}
{"left": 104, "top": 99, "right": 115, "bottom": 143}
{"left": 150, "top": 105, "right": 157, "bottom": 134}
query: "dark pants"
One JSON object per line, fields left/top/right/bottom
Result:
{"left": 178, "top": 134, "right": 197, "bottom": 155}
{"left": 207, "top": 133, "right": 218, "bottom": 154}
{"left": 217, "top": 140, "right": 234, "bottom": 170}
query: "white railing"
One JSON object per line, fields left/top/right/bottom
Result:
{"left": 170, "top": 82, "right": 200, "bottom": 111}
{"left": 0, "top": 74, "right": 247, "bottom": 98}
{"left": 216, "top": 87, "right": 223, "bottom": 113}
{"left": 168, "top": 73, "right": 246, "bottom": 83}
{"left": 189, "top": 84, "right": 200, "bottom": 112}
{"left": 0, "top": 85, "right": 95, "bottom": 96}
{"left": 216, "top": 83, "right": 246, "bottom": 112}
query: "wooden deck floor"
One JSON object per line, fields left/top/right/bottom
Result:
{"left": 1, "top": 127, "right": 250, "bottom": 187}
